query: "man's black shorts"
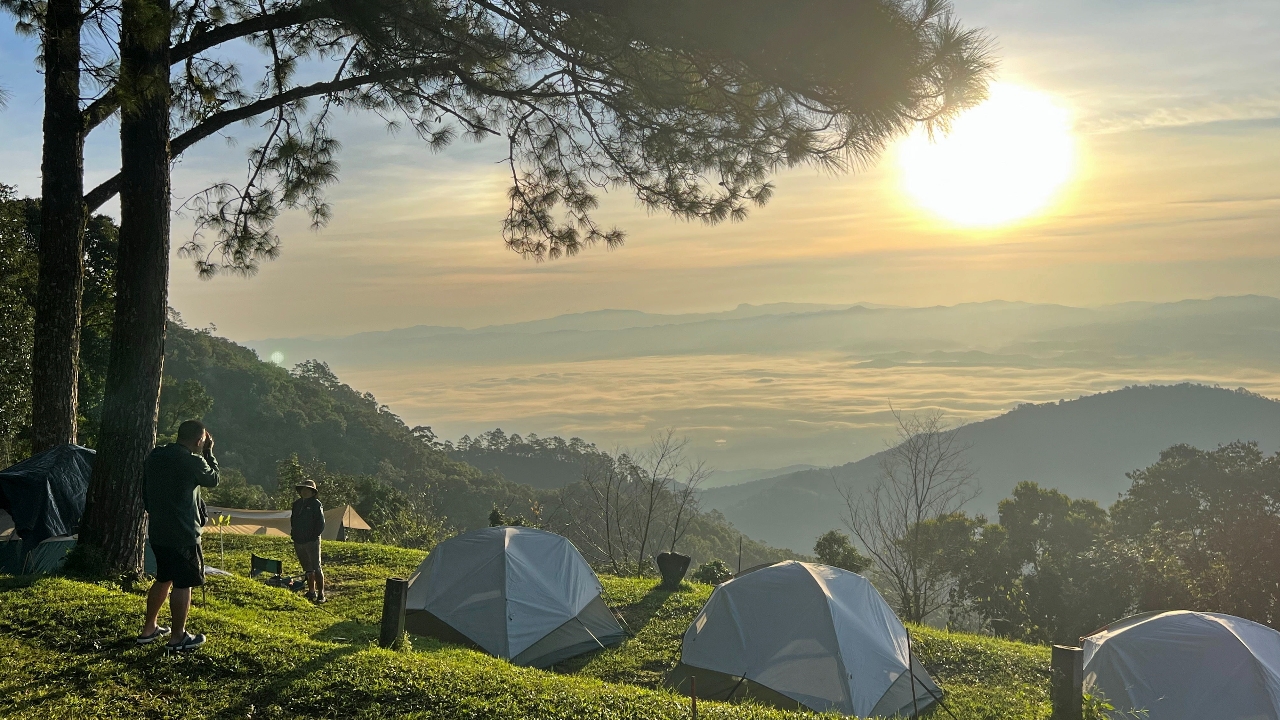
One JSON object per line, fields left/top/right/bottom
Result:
{"left": 152, "top": 543, "right": 204, "bottom": 588}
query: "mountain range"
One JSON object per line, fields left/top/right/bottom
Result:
{"left": 241, "top": 295, "right": 1280, "bottom": 472}
{"left": 701, "top": 383, "right": 1280, "bottom": 552}
{"left": 250, "top": 296, "right": 1280, "bottom": 369}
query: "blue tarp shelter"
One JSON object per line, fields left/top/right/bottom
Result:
{"left": 0, "top": 443, "right": 93, "bottom": 552}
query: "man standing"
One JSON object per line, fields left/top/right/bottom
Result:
{"left": 291, "top": 478, "right": 326, "bottom": 603}
{"left": 137, "top": 420, "right": 219, "bottom": 651}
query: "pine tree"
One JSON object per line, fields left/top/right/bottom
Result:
{"left": 9, "top": 0, "right": 993, "bottom": 573}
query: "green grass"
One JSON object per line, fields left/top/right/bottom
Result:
{"left": 0, "top": 536, "right": 1050, "bottom": 719}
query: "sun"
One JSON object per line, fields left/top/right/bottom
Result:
{"left": 899, "top": 84, "right": 1075, "bottom": 227}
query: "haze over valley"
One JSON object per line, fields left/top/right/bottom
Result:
{"left": 246, "top": 295, "right": 1280, "bottom": 476}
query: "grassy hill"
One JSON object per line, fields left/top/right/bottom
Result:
{"left": 0, "top": 536, "right": 1050, "bottom": 719}
{"left": 704, "top": 383, "right": 1280, "bottom": 551}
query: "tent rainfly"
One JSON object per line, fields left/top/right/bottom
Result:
{"left": 666, "top": 561, "right": 941, "bottom": 718}
{"left": 404, "top": 526, "right": 626, "bottom": 668}
{"left": 0, "top": 444, "right": 93, "bottom": 552}
{"left": 1084, "top": 610, "right": 1280, "bottom": 720}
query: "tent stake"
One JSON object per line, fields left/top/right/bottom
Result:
{"left": 691, "top": 674, "right": 697, "bottom": 720}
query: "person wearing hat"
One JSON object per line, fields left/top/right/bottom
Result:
{"left": 290, "top": 478, "right": 326, "bottom": 603}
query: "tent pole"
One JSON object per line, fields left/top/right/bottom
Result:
{"left": 915, "top": 674, "right": 961, "bottom": 720}
{"left": 576, "top": 617, "right": 605, "bottom": 649}
{"left": 908, "top": 629, "right": 920, "bottom": 719}
{"left": 905, "top": 632, "right": 961, "bottom": 720}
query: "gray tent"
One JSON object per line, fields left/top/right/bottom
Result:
{"left": 405, "top": 526, "right": 626, "bottom": 667}
{"left": 23, "top": 535, "right": 76, "bottom": 574}
{"left": 1084, "top": 611, "right": 1280, "bottom": 720}
{"left": 667, "top": 561, "right": 941, "bottom": 717}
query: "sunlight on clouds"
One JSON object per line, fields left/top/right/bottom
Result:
{"left": 329, "top": 353, "right": 1280, "bottom": 469}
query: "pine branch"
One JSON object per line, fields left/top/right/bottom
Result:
{"left": 81, "top": 0, "right": 334, "bottom": 133}
{"left": 84, "top": 63, "right": 443, "bottom": 212}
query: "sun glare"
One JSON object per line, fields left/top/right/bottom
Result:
{"left": 899, "top": 84, "right": 1075, "bottom": 227}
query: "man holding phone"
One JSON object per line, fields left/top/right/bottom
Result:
{"left": 137, "top": 420, "right": 220, "bottom": 651}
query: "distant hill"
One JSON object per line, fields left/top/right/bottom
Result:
{"left": 702, "top": 384, "right": 1280, "bottom": 552}
{"left": 703, "top": 465, "right": 821, "bottom": 489}
{"left": 247, "top": 296, "right": 1280, "bottom": 370}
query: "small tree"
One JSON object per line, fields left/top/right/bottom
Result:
{"left": 556, "top": 450, "right": 637, "bottom": 574}
{"left": 555, "top": 429, "right": 710, "bottom": 575}
{"left": 692, "top": 559, "right": 734, "bottom": 585}
{"left": 841, "top": 408, "right": 977, "bottom": 623}
{"left": 668, "top": 459, "right": 710, "bottom": 554}
{"left": 630, "top": 429, "right": 710, "bottom": 574}
{"left": 813, "top": 529, "right": 871, "bottom": 574}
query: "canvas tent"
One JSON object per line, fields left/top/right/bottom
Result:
{"left": 206, "top": 504, "right": 370, "bottom": 540}
{"left": 326, "top": 504, "right": 370, "bottom": 540}
{"left": 206, "top": 506, "right": 292, "bottom": 536}
{"left": 1083, "top": 610, "right": 1280, "bottom": 720}
{"left": 666, "top": 561, "right": 941, "bottom": 718}
{"left": 404, "top": 526, "right": 626, "bottom": 668}
{"left": 0, "top": 444, "right": 93, "bottom": 552}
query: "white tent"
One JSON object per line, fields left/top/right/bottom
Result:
{"left": 667, "top": 561, "right": 941, "bottom": 718}
{"left": 1084, "top": 610, "right": 1280, "bottom": 720}
{"left": 404, "top": 526, "right": 626, "bottom": 667}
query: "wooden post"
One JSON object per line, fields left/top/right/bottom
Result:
{"left": 379, "top": 577, "right": 409, "bottom": 649}
{"left": 1051, "top": 645, "right": 1084, "bottom": 720}
{"left": 691, "top": 674, "right": 697, "bottom": 720}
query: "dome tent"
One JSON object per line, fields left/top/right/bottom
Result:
{"left": 404, "top": 526, "right": 626, "bottom": 668}
{"left": 667, "top": 561, "right": 941, "bottom": 717}
{"left": 1084, "top": 610, "right": 1280, "bottom": 720}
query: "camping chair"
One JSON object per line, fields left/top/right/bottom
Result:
{"left": 250, "top": 553, "right": 309, "bottom": 591}
{"left": 250, "top": 553, "right": 283, "bottom": 579}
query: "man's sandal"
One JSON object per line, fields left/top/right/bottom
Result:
{"left": 136, "top": 626, "right": 171, "bottom": 645}
{"left": 165, "top": 632, "right": 207, "bottom": 652}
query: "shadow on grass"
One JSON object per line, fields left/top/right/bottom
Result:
{"left": 0, "top": 574, "right": 42, "bottom": 592}
{"left": 221, "top": 643, "right": 365, "bottom": 717}
{"left": 617, "top": 582, "right": 683, "bottom": 637}
{"left": 311, "top": 618, "right": 378, "bottom": 644}
{"left": 549, "top": 582, "right": 684, "bottom": 676}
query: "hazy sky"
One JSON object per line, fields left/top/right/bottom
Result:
{"left": 1, "top": 0, "right": 1277, "bottom": 341}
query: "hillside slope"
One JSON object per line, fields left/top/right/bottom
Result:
{"left": 704, "top": 384, "right": 1280, "bottom": 552}
{"left": 0, "top": 536, "right": 1051, "bottom": 720}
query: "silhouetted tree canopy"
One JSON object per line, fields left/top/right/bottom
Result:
{"left": 5, "top": 0, "right": 992, "bottom": 273}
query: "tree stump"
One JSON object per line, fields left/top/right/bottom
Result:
{"left": 379, "top": 577, "right": 409, "bottom": 648}
{"left": 1051, "top": 645, "right": 1084, "bottom": 720}
{"left": 656, "top": 552, "right": 691, "bottom": 589}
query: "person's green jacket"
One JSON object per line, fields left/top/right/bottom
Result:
{"left": 143, "top": 443, "right": 219, "bottom": 547}
{"left": 291, "top": 497, "right": 324, "bottom": 543}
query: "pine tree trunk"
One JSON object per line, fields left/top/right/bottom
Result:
{"left": 78, "top": 0, "right": 171, "bottom": 574}
{"left": 30, "top": 0, "right": 86, "bottom": 453}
